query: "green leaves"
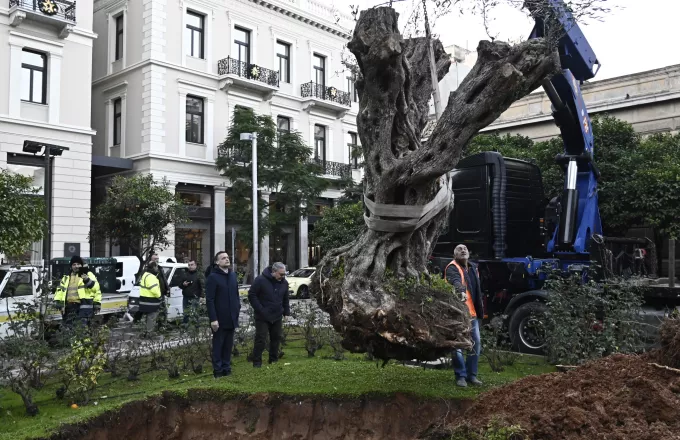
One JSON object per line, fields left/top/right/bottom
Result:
{"left": 215, "top": 107, "right": 329, "bottom": 247}
{"left": 0, "top": 169, "right": 45, "bottom": 257}
{"left": 310, "top": 202, "right": 365, "bottom": 255}
{"left": 89, "top": 174, "right": 189, "bottom": 257}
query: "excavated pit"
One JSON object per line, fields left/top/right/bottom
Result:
{"left": 47, "top": 392, "right": 470, "bottom": 440}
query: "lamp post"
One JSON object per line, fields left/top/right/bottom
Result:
{"left": 22, "top": 141, "right": 69, "bottom": 282}
{"left": 239, "top": 132, "right": 258, "bottom": 280}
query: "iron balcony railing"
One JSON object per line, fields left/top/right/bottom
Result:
{"left": 9, "top": 0, "right": 76, "bottom": 23}
{"left": 301, "top": 81, "right": 351, "bottom": 107}
{"left": 311, "top": 158, "right": 351, "bottom": 178}
{"left": 217, "top": 56, "right": 279, "bottom": 88}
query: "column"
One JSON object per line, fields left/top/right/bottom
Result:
{"left": 260, "top": 191, "right": 270, "bottom": 273}
{"left": 48, "top": 53, "right": 62, "bottom": 124}
{"left": 8, "top": 43, "right": 23, "bottom": 118}
{"left": 178, "top": 92, "right": 187, "bottom": 156}
{"left": 213, "top": 185, "right": 226, "bottom": 254}
{"left": 299, "top": 202, "right": 309, "bottom": 268}
{"left": 164, "top": 180, "right": 178, "bottom": 257}
{"left": 206, "top": 97, "right": 215, "bottom": 160}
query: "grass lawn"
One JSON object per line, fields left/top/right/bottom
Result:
{"left": 0, "top": 333, "right": 555, "bottom": 440}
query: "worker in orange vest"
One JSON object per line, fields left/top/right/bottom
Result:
{"left": 445, "top": 244, "right": 484, "bottom": 387}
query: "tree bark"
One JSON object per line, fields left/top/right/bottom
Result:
{"left": 312, "top": 7, "right": 560, "bottom": 361}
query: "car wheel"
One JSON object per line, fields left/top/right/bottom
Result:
{"left": 509, "top": 301, "right": 548, "bottom": 355}
{"left": 298, "top": 285, "right": 309, "bottom": 299}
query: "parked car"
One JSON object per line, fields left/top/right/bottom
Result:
{"left": 286, "top": 267, "right": 315, "bottom": 299}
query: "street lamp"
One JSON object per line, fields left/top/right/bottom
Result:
{"left": 239, "top": 132, "right": 258, "bottom": 280}
{"left": 22, "top": 141, "right": 70, "bottom": 281}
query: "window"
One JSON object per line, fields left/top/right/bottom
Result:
{"left": 186, "top": 95, "right": 204, "bottom": 144}
{"left": 277, "top": 116, "right": 290, "bottom": 134}
{"left": 314, "top": 124, "right": 326, "bottom": 161}
{"left": 313, "top": 54, "right": 325, "bottom": 87}
{"left": 349, "top": 132, "right": 361, "bottom": 169}
{"left": 277, "top": 40, "right": 290, "bottom": 84}
{"left": 233, "top": 27, "right": 250, "bottom": 65}
{"left": 186, "top": 11, "right": 205, "bottom": 58}
{"left": 3, "top": 272, "right": 32, "bottom": 298}
{"left": 347, "top": 76, "right": 358, "bottom": 103}
{"left": 21, "top": 49, "right": 47, "bottom": 104}
{"left": 113, "top": 98, "right": 122, "bottom": 146}
{"left": 115, "top": 15, "right": 124, "bottom": 61}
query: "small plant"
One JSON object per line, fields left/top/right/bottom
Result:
{"left": 124, "top": 337, "right": 143, "bottom": 381}
{"left": 57, "top": 326, "right": 110, "bottom": 405}
{"left": 293, "top": 302, "right": 325, "bottom": 357}
{"left": 449, "top": 417, "right": 527, "bottom": 440}
{"left": 326, "top": 328, "right": 346, "bottom": 361}
{"left": 481, "top": 318, "right": 519, "bottom": 373}
{"left": 544, "top": 268, "right": 647, "bottom": 365}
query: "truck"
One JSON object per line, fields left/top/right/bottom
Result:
{"left": 0, "top": 256, "right": 140, "bottom": 337}
{"left": 430, "top": 0, "right": 680, "bottom": 354}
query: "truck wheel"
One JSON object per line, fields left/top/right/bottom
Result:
{"left": 509, "top": 302, "right": 548, "bottom": 355}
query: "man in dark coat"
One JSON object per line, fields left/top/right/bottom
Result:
{"left": 445, "top": 244, "right": 485, "bottom": 387}
{"left": 248, "top": 262, "right": 290, "bottom": 367}
{"left": 206, "top": 251, "right": 240, "bottom": 378}
{"left": 179, "top": 259, "right": 203, "bottom": 325}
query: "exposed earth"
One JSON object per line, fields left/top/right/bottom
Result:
{"left": 45, "top": 320, "right": 680, "bottom": 440}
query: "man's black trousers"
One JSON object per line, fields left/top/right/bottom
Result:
{"left": 252, "top": 319, "right": 283, "bottom": 366}
{"left": 211, "top": 327, "right": 235, "bottom": 375}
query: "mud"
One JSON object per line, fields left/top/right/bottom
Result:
{"left": 46, "top": 392, "right": 470, "bottom": 440}
{"left": 426, "top": 353, "right": 680, "bottom": 440}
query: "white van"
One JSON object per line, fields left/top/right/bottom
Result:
{"left": 126, "top": 261, "right": 190, "bottom": 321}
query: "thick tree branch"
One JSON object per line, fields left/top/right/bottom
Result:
{"left": 401, "top": 39, "right": 561, "bottom": 186}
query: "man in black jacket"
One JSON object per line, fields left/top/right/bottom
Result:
{"left": 248, "top": 262, "right": 290, "bottom": 367}
{"left": 180, "top": 259, "right": 203, "bottom": 325}
{"left": 445, "top": 244, "right": 484, "bottom": 388}
{"left": 206, "top": 251, "right": 240, "bottom": 378}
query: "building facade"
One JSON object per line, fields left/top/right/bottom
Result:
{"left": 90, "top": 0, "right": 361, "bottom": 271}
{"left": 0, "top": 0, "right": 96, "bottom": 263}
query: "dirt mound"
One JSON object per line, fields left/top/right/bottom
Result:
{"left": 47, "top": 392, "right": 471, "bottom": 440}
{"left": 659, "top": 317, "right": 680, "bottom": 369}
{"left": 427, "top": 354, "right": 680, "bottom": 440}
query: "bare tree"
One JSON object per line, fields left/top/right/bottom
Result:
{"left": 312, "top": 3, "right": 569, "bottom": 361}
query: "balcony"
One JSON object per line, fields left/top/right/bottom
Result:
{"left": 301, "top": 81, "right": 351, "bottom": 117}
{"left": 218, "top": 57, "right": 279, "bottom": 100}
{"left": 8, "top": 0, "right": 76, "bottom": 38}
{"left": 311, "top": 158, "right": 351, "bottom": 179}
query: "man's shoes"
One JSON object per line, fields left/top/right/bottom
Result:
{"left": 468, "top": 376, "right": 483, "bottom": 386}
{"left": 214, "top": 371, "right": 231, "bottom": 378}
{"left": 456, "top": 377, "right": 468, "bottom": 387}
{"left": 222, "top": 370, "right": 232, "bottom": 377}
{"left": 253, "top": 363, "right": 262, "bottom": 368}
{"left": 268, "top": 359, "right": 278, "bottom": 365}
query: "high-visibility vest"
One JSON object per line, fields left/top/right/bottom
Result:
{"left": 54, "top": 272, "right": 101, "bottom": 312}
{"left": 139, "top": 272, "right": 162, "bottom": 313}
{"left": 444, "top": 260, "right": 478, "bottom": 318}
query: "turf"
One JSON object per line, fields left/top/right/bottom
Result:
{"left": 0, "top": 334, "right": 554, "bottom": 440}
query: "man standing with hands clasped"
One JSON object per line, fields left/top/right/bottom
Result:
{"left": 445, "top": 244, "right": 485, "bottom": 388}
{"left": 206, "top": 251, "right": 240, "bottom": 378}
{"left": 248, "top": 262, "right": 290, "bottom": 368}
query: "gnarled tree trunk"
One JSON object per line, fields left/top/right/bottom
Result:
{"left": 312, "top": 7, "right": 560, "bottom": 361}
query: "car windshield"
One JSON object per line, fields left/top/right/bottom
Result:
{"left": 290, "top": 268, "right": 315, "bottom": 278}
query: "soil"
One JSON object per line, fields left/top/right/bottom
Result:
{"left": 46, "top": 392, "right": 470, "bottom": 440}
{"left": 425, "top": 353, "right": 680, "bottom": 440}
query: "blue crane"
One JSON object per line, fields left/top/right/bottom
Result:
{"left": 527, "top": 0, "right": 603, "bottom": 255}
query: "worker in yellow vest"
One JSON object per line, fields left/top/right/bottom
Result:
{"left": 445, "top": 244, "right": 484, "bottom": 388}
{"left": 138, "top": 262, "right": 163, "bottom": 334}
{"left": 54, "top": 256, "right": 101, "bottom": 328}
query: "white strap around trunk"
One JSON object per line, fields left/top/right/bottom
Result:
{"left": 363, "top": 176, "right": 453, "bottom": 233}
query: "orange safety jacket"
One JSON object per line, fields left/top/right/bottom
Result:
{"left": 444, "top": 260, "right": 479, "bottom": 318}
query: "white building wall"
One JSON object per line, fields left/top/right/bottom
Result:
{"left": 91, "top": 0, "right": 358, "bottom": 270}
{"left": 0, "top": 0, "right": 96, "bottom": 262}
